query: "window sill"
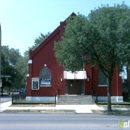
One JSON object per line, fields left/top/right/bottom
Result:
{"left": 32, "top": 88, "right": 39, "bottom": 90}
{"left": 98, "top": 85, "right": 108, "bottom": 87}
{"left": 40, "top": 85, "right": 51, "bottom": 87}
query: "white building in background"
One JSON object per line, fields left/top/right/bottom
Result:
{"left": 120, "top": 66, "right": 127, "bottom": 82}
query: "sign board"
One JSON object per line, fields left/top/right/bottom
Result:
{"left": 0, "top": 81, "right": 2, "bottom": 87}
{"left": 32, "top": 78, "right": 39, "bottom": 90}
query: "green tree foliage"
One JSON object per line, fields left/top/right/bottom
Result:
{"left": 2, "top": 46, "right": 21, "bottom": 66}
{"left": 54, "top": 3, "right": 130, "bottom": 111}
{"left": 1, "top": 46, "right": 27, "bottom": 94}
{"left": 13, "top": 56, "right": 27, "bottom": 89}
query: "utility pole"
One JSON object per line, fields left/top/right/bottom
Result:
{"left": 0, "top": 24, "right": 2, "bottom": 111}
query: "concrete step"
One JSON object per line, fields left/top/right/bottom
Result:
{"left": 57, "top": 95, "right": 95, "bottom": 105}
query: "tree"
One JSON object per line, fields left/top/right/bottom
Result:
{"left": 13, "top": 56, "right": 27, "bottom": 89}
{"left": 1, "top": 47, "right": 17, "bottom": 94}
{"left": 2, "top": 46, "right": 21, "bottom": 66}
{"left": 1, "top": 46, "right": 23, "bottom": 94}
{"left": 54, "top": 3, "right": 130, "bottom": 111}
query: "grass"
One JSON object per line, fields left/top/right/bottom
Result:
{"left": 92, "top": 110, "right": 130, "bottom": 115}
{"left": 11, "top": 104, "right": 56, "bottom": 107}
{"left": 13, "top": 99, "right": 56, "bottom": 104}
{"left": 3, "top": 109, "right": 75, "bottom": 113}
{"left": 96, "top": 101, "right": 130, "bottom": 105}
{"left": 96, "top": 97, "right": 130, "bottom": 105}
{"left": 94, "top": 100, "right": 130, "bottom": 115}
{"left": 95, "top": 100, "right": 130, "bottom": 114}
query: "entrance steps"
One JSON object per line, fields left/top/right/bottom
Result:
{"left": 57, "top": 95, "right": 95, "bottom": 105}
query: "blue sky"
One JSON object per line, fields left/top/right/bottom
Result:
{"left": 0, "top": 0, "right": 130, "bottom": 56}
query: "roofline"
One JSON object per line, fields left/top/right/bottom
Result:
{"left": 30, "top": 25, "right": 60, "bottom": 58}
{"left": 30, "top": 12, "right": 77, "bottom": 58}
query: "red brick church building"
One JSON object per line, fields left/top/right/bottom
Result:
{"left": 26, "top": 13, "right": 123, "bottom": 103}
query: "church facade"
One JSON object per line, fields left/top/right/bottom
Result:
{"left": 26, "top": 13, "right": 123, "bottom": 103}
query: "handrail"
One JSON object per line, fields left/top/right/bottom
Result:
{"left": 91, "top": 88, "right": 94, "bottom": 98}
{"left": 50, "top": 86, "right": 58, "bottom": 104}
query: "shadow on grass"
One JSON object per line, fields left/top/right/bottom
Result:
{"left": 96, "top": 101, "right": 130, "bottom": 105}
{"left": 92, "top": 110, "right": 130, "bottom": 116}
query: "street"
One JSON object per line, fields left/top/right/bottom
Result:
{"left": 0, "top": 113, "right": 130, "bottom": 130}
{"left": 0, "top": 96, "right": 11, "bottom": 103}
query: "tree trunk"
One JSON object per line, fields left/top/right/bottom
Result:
{"left": 107, "top": 78, "right": 112, "bottom": 112}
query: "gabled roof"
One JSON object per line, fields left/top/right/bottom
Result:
{"left": 29, "top": 12, "right": 76, "bottom": 58}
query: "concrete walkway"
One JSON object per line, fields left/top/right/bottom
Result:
{"left": 1, "top": 101, "right": 130, "bottom": 113}
{"left": 4, "top": 104, "right": 96, "bottom": 113}
{"left": 0, "top": 101, "right": 12, "bottom": 112}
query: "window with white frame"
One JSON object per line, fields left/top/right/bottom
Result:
{"left": 39, "top": 66, "right": 51, "bottom": 86}
{"left": 32, "top": 78, "right": 39, "bottom": 90}
{"left": 98, "top": 70, "right": 108, "bottom": 86}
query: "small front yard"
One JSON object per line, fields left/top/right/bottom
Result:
{"left": 94, "top": 101, "right": 130, "bottom": 114}
{"left": 4, "top": 109, "right": 75, "bottom": 113}
{"left": 92, "top": 109, "right": 130, "bottom": 114}
{"left": 10, "top": 104, "right": 55, "bottom": 107}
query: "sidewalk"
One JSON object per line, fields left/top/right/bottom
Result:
{"left": 5, "top": 104, "right": 96, "bottom": 113}
{"left": 0, "top": 101, "right": 12, "bottom": 112}
{"left": 1, "top": 101, "right": 130, "bottom": 113}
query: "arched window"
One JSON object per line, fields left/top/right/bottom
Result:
{"left": 39, "top": 66, "right": 51, "bottom": 86}
{"left": 98, "top": 71, "right": 108, "bottom": 86}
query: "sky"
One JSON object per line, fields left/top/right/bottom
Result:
{"left": 0, "top": 0, "right": 130, "bottom": 56}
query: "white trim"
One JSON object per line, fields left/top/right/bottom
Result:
{"left": 98, "top": 85, "right": 108, "bottom": 87}
{"left": 26, "top": 96, "right": 57, "bottom": 103}
{"left": 32, "top": 78, "right": 39, "bottom": 90}
{"left": 28, "top": 60, "right": 32, "bottom": 64}
{"left": 94, "top": 96, "right": 123, "bottom": 102}
{"left": 40, "top": 85, "right": 51, "bottom": 87}
{"left": 26, "top": 96, "right": 32, "bottom": 101}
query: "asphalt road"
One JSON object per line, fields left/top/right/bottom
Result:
{"left": 0, "top": 96, "right": 12, "bottom": 103}
{"left": 0, "top": 113, "right": 130, "bottom": 130}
